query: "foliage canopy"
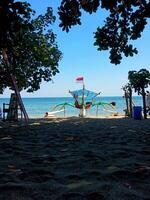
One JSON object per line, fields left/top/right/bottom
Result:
{"left": 0, "top": 1, "right": 62, "bottom": 93}
{"left": 128, "top": 68, "right": 150, "bottom": 119}
{"left": 58, "top": 0, "right": 150, "bottom": 64}
{"left": 128, "top": 69, "right": 150, "bottom": 95}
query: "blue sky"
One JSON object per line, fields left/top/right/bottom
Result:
{"left": 2, "top": 0, "right": 150, "bottom": 97}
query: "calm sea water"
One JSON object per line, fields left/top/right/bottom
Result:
{"left": 0, "top": 96, "right": 143, "bottom": 118}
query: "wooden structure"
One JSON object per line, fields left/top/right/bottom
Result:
{"left": 3, "top": 93, "right": 24, "bottom": 121}
{"left": 2, "top": 78, "right": 29, "bottom": 123}
{"left": 2, "top": 48, "right": 29, "bottom": 123}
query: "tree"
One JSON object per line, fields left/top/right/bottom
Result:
{"left": 128, "top": 69, "right": 150, "bottom": 119}
{"left": 0, "top": 0, "right": 62, "bottom": 121}
{"left": 0, "top": 2, "right": 62, "bottom": 93}
{"left": 58, "top": 0, "right": 150, "bottom": 64}
{"left": 0, "top": 0, "right": 35, "bottom": 120}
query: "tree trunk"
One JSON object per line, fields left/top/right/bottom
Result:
{"left": 142, "top": 88, "right": 147, "bottom": 119}
{"left": 2, "top": 48, "right": 29, "bottom": 122}
{"left": 125, "top": 91, "right": 129, "bottom": 116}
{"left": 128, "top": 87, "right": 132, "bottom": 117}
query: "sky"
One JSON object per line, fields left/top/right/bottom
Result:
{"left": 2, "top": 0, "right": 150, "bottom": 97}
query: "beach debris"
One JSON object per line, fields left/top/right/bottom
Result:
{"left": 133, "top": 165, "right": 150, "bottom": 172}
{"left": 1, "top": 136, "right": 12, "bottom": 140}
{"left": 60, "top": 148, "right": 68, "bottom": 152}
{"left": 7, "top": 165, "right": 23, "bottom": 175}
{"left": 66, "top": 180, "right": 92, "bottom": 189}
{"left": 64, "top": 136, "right": 80, "bottom": 141}
{"left": 110, "top": 126, "right": 117, "bottom": 129}
{"left": 11, "top": 124, "right": 20, "bottom": 127}
{"left": 107, "top": 165, "right": 120, "bottom": 172}
{"left": 8, "top": 165, "right": 17, "bottom": 170}
{"left": 64, "top": 136, "right": 74, "bottom": 141}
{"left": 123, "top": 182, "right": 132, "bottom": 189}
{"left": 10, "top": 169, "right": 22, "bottom": 174}
{"left": 128, "top": 129, "right": 136, "bottom": 133}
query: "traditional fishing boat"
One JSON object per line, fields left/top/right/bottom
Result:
{"left": 69, "top": 77, "right": 100, "bottom": 117}
{"left": 45, "top": 77, "right": 117, "bottom": 117}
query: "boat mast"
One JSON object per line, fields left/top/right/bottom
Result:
{"left": 82, "top": 80, "right": 85, "bottom": 108}
{"left": 79, "top": 78, "right": 86, "bottom": 117}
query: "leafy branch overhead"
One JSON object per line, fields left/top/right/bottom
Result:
{"left": 58, "top": 0, "right": 150, "bottom": 64}
{"left": 0, "top": 1, "right": 62, "bottom": 93}
{"left": 0, "top": 0, "right": 34, "bottom": 47}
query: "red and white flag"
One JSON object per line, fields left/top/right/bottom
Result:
{"left": 76, "top": 76, "right": 84, "bottom": 82}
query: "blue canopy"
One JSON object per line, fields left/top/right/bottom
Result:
{"left": 69, "top": 89, "right": 99, "bottom": 101}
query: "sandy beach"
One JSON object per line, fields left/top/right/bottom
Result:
{"left": 0, "top": 116, "right": 150, "bottom": 200}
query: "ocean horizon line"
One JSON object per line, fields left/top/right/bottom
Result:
{"left": 0, "top": 95, "right": 140, "bottom": 99}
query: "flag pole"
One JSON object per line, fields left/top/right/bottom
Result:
{"left": 75, "top": 76, "right": 86, "bottom": 117}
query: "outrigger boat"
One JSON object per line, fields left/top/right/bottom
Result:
{"left": 69, "top": 84, "right": 100, "bottom": 117}
{"left": 45, "top": 77, "right": 117, "bottom": 118}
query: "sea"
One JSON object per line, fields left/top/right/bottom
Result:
{"left": 0, "top": 96, "right": 143, "bottom": 118}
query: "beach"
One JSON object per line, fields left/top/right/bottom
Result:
{"left": 0, "top": 116, "right": 150, "bottom": 200}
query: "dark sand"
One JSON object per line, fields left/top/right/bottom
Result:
{"left": 0, "top": 117, "right": 150, "bottom": 200}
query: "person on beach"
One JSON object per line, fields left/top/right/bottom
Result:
{"left": 44, "top": 112, "right": 48, "bottom": 118}
{"left": 146, "top": 91, "right": 150, "bottom": 115}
